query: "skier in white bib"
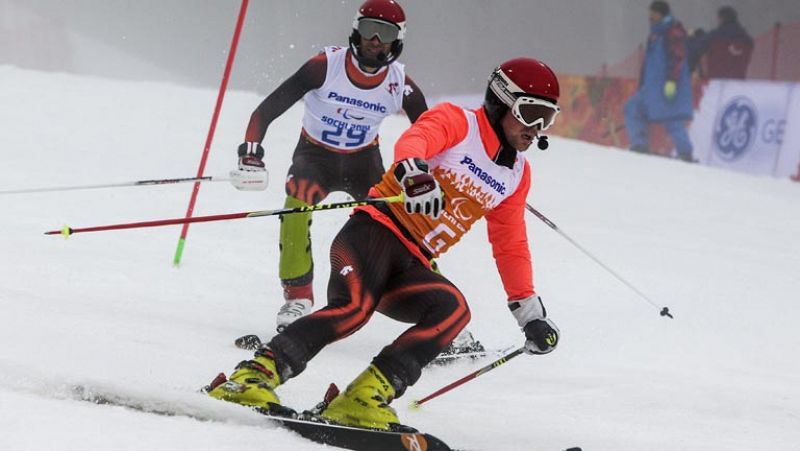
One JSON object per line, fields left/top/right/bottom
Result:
{"left": 230, "top": 0, "right": 426, "bottom": 329}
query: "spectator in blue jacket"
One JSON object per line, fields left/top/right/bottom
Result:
{"left": 624, "top": 1, "right": 694, "bottom": 161}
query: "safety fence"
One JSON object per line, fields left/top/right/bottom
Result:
{"left": 548, "top": 75, "right": 706, "bottom": 157}
{"left": 549, "top": 75, "right": 800, "bottom": 182}
{"left": 548, "top": 21, "right": 799, "bottom": 182}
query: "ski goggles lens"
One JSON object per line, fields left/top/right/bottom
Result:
{"left": 357, "top": 18, "right": 400, "bottom": 43}
{"left": 513, "top": 97, "right": 560, "bottom": 130}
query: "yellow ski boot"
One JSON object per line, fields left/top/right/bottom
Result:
{"left": 321, "top": 365, "right": 401, "bottom": 430}
{"left": 207, "top": 351, "right": 281, "bottom": 410}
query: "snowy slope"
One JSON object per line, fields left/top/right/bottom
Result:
{"left": 1, "top": 65, "right": 799, "bottom": 451}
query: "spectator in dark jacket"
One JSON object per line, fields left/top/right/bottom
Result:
{"left": 624, "top": 1, "right": 694, "bottom": 161}
{"left": 688, "top": 6, "right": 753, "bottom": 79}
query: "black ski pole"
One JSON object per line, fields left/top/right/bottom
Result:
{"left": 0, "top": 175, "right": 229, "bottom": 196}
{"left": 526, "top": 203, "right": 672, "bottom": 319}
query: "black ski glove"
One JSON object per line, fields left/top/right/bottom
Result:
{"left": 509, "top": 295, "right": 560, "bottom": 355}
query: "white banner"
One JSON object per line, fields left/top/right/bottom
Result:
{"left": 705, "top": 81, "right": 791, "bottom": 175}
{"left": 690, "top": 79, "right": 800, "bottom": 181}
{"left": 775, "top": 85, "right": 800, "bottom": 180}
{"left": 690, "top": 81, "right": 723, "bottom": 165}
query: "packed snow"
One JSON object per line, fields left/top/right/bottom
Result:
{"left": 1, "top": 66, "right": 798, "bottom": 450}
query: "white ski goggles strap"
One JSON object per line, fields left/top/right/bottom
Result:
{"left": 511, "top": 96, "right": 560, "bottom": 130}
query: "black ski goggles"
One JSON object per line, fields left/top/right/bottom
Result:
{"left": 357, "top": 18, "right": 401, "bottom": 43}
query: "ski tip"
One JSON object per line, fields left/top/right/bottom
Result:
{"left": 234, "top": 334, "right": 262, "bottom": 350}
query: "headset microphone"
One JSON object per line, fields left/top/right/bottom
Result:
{"left": 537, "top": 135, "right": 549, "bottom": 150}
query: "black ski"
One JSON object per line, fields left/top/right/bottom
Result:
{"left": 269, "top": 410, "right": 582, "bottom": 451}
{"left": 71, "top": 382, "right": 455, "bottom": 451}
{"left": 70, "top": 382, "right": 579, "bottom": 451}
{"left": 278, "top": 419, "right": 452, "bottom": 450}
{"left": 260, "top": 405, "right": 454, "bottom": 451}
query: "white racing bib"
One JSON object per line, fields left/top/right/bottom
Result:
{"left": 302, "top": 46, "right": 405, "bottom": 152}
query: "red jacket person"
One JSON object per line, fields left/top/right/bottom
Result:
{"left": 209, "top": 57, "right": 562, "bottom": 431}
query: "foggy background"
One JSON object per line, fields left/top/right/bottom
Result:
{"left": 2, "top": 0, "right": 799, "bottom": 98}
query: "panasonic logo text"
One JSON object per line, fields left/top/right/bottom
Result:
{"left": 328, "top": 92, "right": 387, "bottom": 113}
{"left": 459, "top": 156, "right": 506, "bottom": 195}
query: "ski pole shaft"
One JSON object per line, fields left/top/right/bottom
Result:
{"left": 412, "top": 348, "right": 525, "bottom": 407}
{"left": 525, "top": 203, "right": 673, "bottom": 319}
{"left": 0, "top": 175, "right": 230, "bottom": 196}
{"left": 45, "top": 195, "right": 403, "bottom": 237}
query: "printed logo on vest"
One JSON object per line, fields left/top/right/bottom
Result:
{"left": 328, "top": 91, "right": 387, "bottom": 113}
{"left": 459, "top": 156, "right": 507, "bottom": 195}
{"left": 714, "top": 96, "right": 757, "bottom": 161}
{"left": 337, "top": 107, "right": 364, "bottom": 121}
{"left": 451, "top": 197, "right": 473, "bottom": 222}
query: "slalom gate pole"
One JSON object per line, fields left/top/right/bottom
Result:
{"left": 412, "top": 348, "right": 525, "bottom": 407}
{"left": 173, "top": 0, "right": 249, "bottom": 267}
{"left": 525, "top": 203, "right": 673, "bottom": 319}
{"left": 0, "top": 175, "right": 230, "bottom": 196}
{"left": 45, "top": 195, "right": 403, "bottom": 237}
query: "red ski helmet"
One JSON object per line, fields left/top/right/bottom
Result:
{"left": 349, "top": 0, "right": 407, "bottom": 67}
{"left": 485, "top": 57, "right": 561, "bottom": 131}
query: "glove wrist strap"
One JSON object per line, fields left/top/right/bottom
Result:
{"left": 509, "top": 295, "right": 547, "bottom": 328}
{"left": 238, "top": 142, "right": 265, "bottom": 159}
{"left": 393, "top": 158, "right": 429, "bottom": 182}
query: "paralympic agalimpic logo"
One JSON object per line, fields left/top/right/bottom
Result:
{"left": 713, "top": 96, "right": 758, "bottom": 162}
